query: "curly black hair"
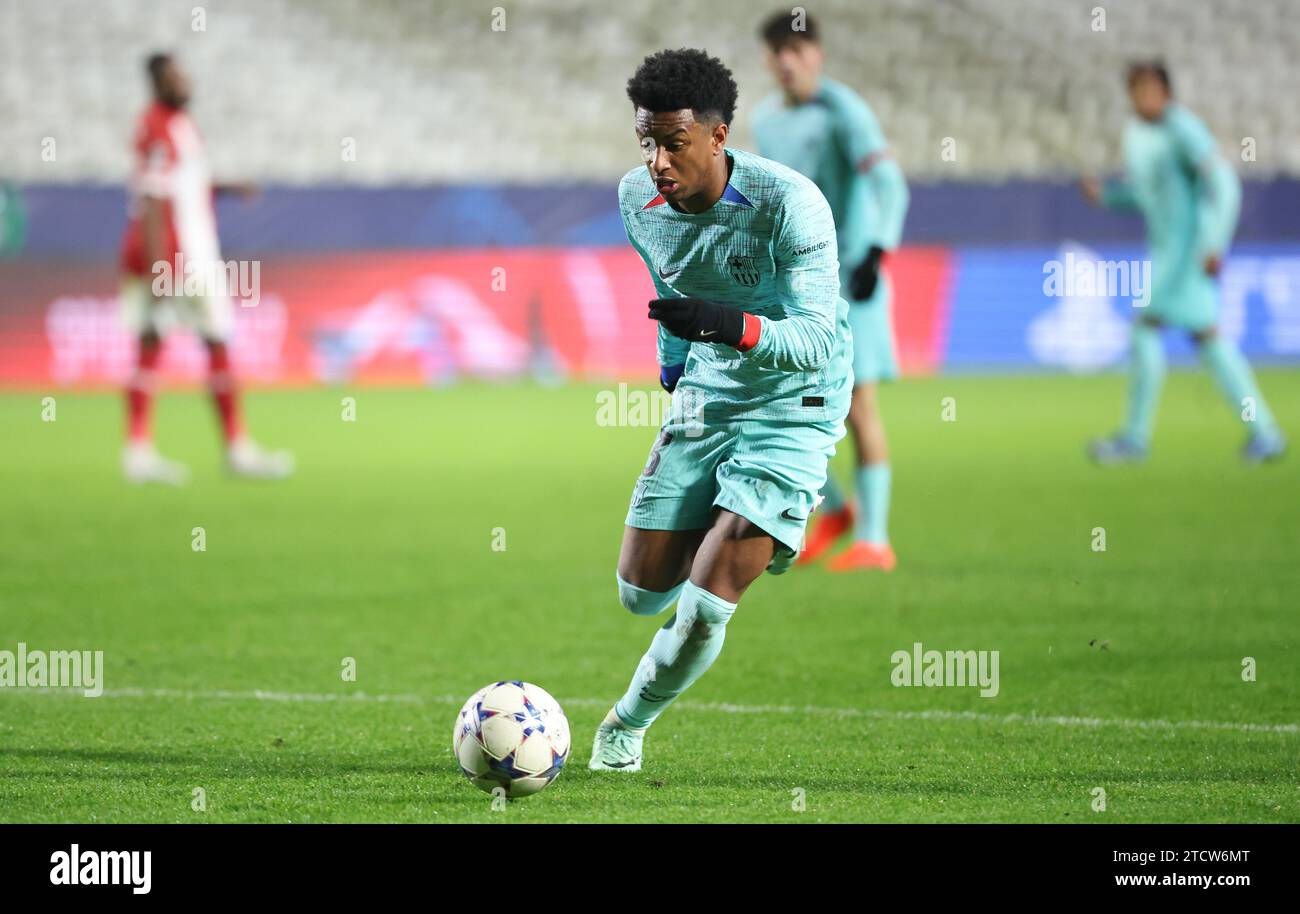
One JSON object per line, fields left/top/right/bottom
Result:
{"left": 626, "top": 48, "right": 738, "bottom": 125}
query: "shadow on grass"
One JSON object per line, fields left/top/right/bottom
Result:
{"left": 0, "top": 745, "right": 435, "bottom": 780}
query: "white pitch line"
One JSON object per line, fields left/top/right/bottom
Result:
{"left": 9, "top": 686, "right": 1298, "bottom": 735}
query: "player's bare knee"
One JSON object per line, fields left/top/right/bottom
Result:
{"left": 616, "top": 553, "right": 681, "bottom": 594}
{"left": 691, "top": 515, "right": 772, "bottom": 601}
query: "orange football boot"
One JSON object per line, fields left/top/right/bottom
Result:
{"left": 827, "top": 540, "right": 897, "bottom": 572}
{"left": 797, "top": 505, "right": 855, "bottom": 565}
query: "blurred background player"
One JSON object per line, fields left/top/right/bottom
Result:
{"left": 1083, "top": 62, "right": 1285, "bottom": 465}
{"left": 752, "top": 10, "right": 910, "bottom": 571}
{"left": 120, "top": 53, "right": 292, "bottom": 484}
{"left": 589, "top": 49, "right": 852, "bottom": 773}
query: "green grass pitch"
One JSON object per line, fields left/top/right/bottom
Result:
{"left": 1, "top": 370, "right": 1297, "bottom": 823}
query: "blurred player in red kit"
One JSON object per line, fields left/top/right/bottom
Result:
{"left": 120, "top": 52, "right": 292, "bottom": 484}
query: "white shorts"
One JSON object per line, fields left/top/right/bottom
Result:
{"left": 120, "top": 277, "right": 233, "bottom": 342}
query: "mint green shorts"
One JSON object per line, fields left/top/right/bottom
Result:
{"left": 847, "top": 273, "right": 899, "bottom": 383}
{"left": 625, "top": 412, "right": 846, "bottom": 557}
{"left": 1143, "top": 271, "right": 1219, "bottom": 332}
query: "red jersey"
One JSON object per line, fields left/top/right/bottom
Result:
{"left": 120, "top": 101, "right": 220, "bottom": 277}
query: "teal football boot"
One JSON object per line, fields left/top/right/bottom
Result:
{"left": 588, "top": 709, "right": 644, "bottom": 773}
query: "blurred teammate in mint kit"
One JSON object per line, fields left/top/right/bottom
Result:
{"left": 753, "top": 10, "right": 911, "bottom": 571}
{"left": 1083, "top": 61, "right": 1285, "bottom": 465}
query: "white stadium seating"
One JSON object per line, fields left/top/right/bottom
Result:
{"left": 2, "top": 0, "right": 1296, "bottom": 184}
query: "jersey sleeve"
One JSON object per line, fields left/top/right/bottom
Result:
{"left": 619, "top": 197, "right": 691, "bottom": 368}
{"left": 1169, "top": 108, "right": 1218, "bottom": 172}
{"left": 832, "top": 89, "right": 889, "bottom": 168}
{"left": 1170, "top": 109, "right": 1240, "bottom": 257}
{"left": 833, "top": 91, "right": 908, "bottom": 253}
{"left": 750, "top": 97, "right": 774, "bottom": 159}
{"left": 1101, "top": 177, "right": 1141, "bottom": 211}
{"left": 1196, "top": 158, "right": 1241, "bottom": 257}
{"left": 860, "top": 156, "right": 910, "bottom": 252}
{"left": 746, "top": 181, "right": 840, "bottom": 372}
{"left": 134, "top": 112, "right": 176, "bottom": 199}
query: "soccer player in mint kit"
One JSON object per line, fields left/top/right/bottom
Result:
{"left": 1084, "top": 61, "right": 1285, "bottom": 464}
{"left": 752, "top": 10, "right": 911, "bottom": 571}
{"left": 589, "top": 49, "right": 852, "bottom": 772}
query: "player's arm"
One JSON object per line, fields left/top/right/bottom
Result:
{"left": 1196, "top": 160, "right": 1240, "bottom": 276}
{"left": 1088, "top": 175, "right": 1141, "bottom": 211}
{"left": 653, "top": 314, "right": 688, "bottom": 393}
{"left": 141, "top": 195, "right": 166, "bottom": 280}
{"left": 861, "top": 156, "right": 908, "bottom": 250}
{"left": 213, "top": 182, "right": 259, "bottom": 199}
{"left": 847, "top": 157, "right": 908, "bottom": 301}
{"left": 136, "top": 116, "right": 175, "bottom": 291}
{"left": 835, "top": 94, "right": 909, "bottom": 301}
{"left": 1171, "top": 111, "right": 1240, "bottom": 275}
{"left": 750, "top": 186, "right": 840, "bottom": 371}
{"left": 648, "top": 185, "right": 839, "bottom": 373}
{"left": 622, "top": 213, "right": 690, "bottom": 390}
{"left": 1080, "top": 172, "right": 1137, "bottom": 210}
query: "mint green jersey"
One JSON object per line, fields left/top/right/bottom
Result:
{"left": 752, "top": 77, "right": 907, "bottom": 280}
{"left": 1103, "top": 102, "right": 1241, "bottom": 327}
{"left": 618, "top": 147, "right": 852, "bottom": 423}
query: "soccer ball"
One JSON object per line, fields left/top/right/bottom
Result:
{"left": 452, "top": 681, "right": 570, "bottom": 797}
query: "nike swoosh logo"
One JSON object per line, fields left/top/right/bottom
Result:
{"left": 657, "top": 265, "right": 681, "bottom": 279}
{"left": 699, "top": 329, "right": 717, "bottom": 337}
{"left": 780, "top": 508, "right": 806, "bottom": 521}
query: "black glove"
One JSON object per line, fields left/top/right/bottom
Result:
{"left": 648, "top": 297, "right": 746, "bottom": 348}
{"left": 849, "top": 245, "right": 886, "bottom": 301}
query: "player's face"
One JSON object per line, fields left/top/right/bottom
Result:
{"left": 765, "top": 38, "right": 823, "bottom": 102}
{"left": 635, "top": 108, "right": 727, "bottom": 208}
{"left": 157, "top": 60, "right": 192, "bottom": 107}
{"left": 1128, "top": 73, "right": 1169, "bottom": 122}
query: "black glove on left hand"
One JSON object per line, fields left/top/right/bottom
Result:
{"left": 849, "top": 245, "right": 886, "bottom": 301}
{"left": 648, "top": 297, "right": 746, "bottom": 347}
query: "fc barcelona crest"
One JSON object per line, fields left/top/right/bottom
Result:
{"left": 728, "top": 254, "right": 760, "bottom": 287}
